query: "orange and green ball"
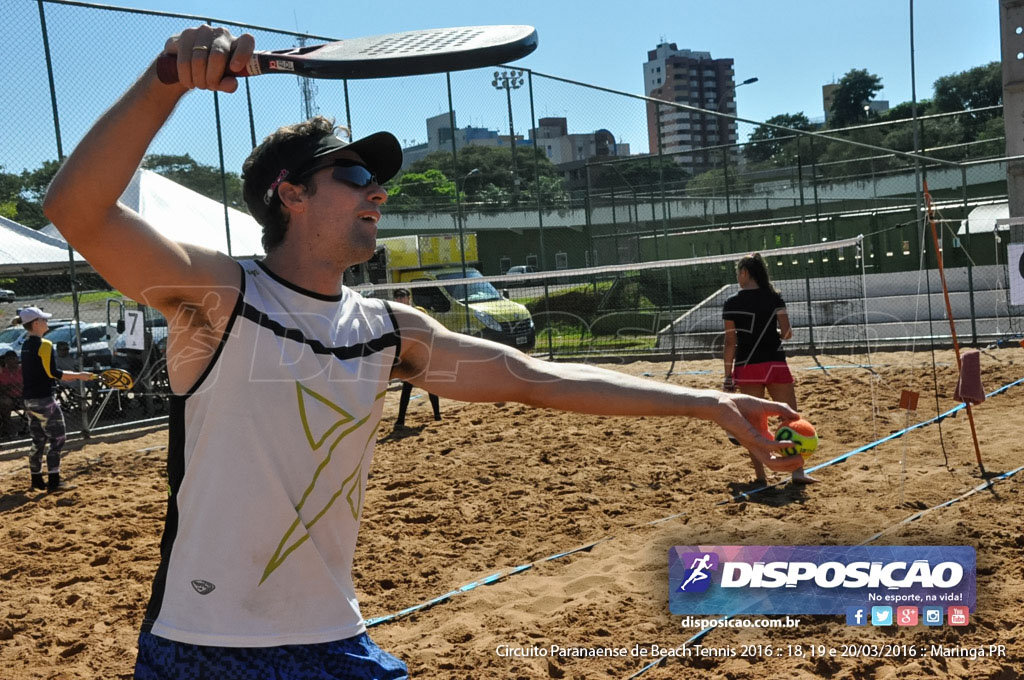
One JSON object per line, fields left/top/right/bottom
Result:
{"left": 775, "top": 419, "right": 818, "bottom": 459}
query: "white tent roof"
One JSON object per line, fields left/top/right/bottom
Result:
{"left": 44, "top": 168, "right": 265, "bottom": 257}
{"left": 0, "top": 214, "right": 86, "bottom": 274}
{"left": 958, "top": 201, "right": 1009, "bottom": 235}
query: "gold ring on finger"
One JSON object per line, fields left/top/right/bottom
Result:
{"left": 192, "top": 45, "right": 210, "bottom": 51}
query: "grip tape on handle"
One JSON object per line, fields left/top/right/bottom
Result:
{"left": 155, "top": 53, "right": 257, "bottom": 84}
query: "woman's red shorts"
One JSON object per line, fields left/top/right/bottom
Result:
{"left": 733, "top": 361, "right": 793, "bottom": 385}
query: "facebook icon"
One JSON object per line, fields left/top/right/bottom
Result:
{"left": 846, "top": 606, "right": 867, "bottom": 626}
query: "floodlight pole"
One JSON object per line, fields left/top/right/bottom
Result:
{"left": 492, "top": 70, "right": 525, "bottom": 204}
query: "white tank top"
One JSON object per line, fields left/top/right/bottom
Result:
{"left": 142, "top": 260, "right": 400, "bottom": 647}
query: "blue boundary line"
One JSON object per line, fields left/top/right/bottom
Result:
{"left": 365, "top": 376, "right": 1024, "bottom": 631}
{"left": 365, "top": 537, "right": 614, "bottom": 627}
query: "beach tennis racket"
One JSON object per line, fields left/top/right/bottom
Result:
{"left": 157, "top": 25, "right": 538, "bottom": 84}
{"left": 97, "top": 368, "right": 134, "bottom": 391}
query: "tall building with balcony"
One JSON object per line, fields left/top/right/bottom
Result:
{"left": 644, "top": 42, "right": 737, "bottom": 176}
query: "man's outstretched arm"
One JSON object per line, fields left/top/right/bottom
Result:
{"left": 391, "top": 306, "right": 804, "bottom": 473}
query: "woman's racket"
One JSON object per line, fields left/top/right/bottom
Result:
{"left": 97, "top": 368, "right": 134, "bottom": 391}
{"left": 157, "top": 25, "right": 538, "bottom": 84}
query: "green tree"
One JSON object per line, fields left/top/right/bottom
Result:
{"left": 933, "top": 62, "right": 1001, "bottom": 113}
{"left": 686, "top": 167, "right": 752, "bottom": 197}
{"left": 0, "top": 166, "right": 23, "bottom": 221}
{"left": 589, "top": 157, "right": 689, "bottom": 194}
{"left": 933, "top": 61, "right": 1002, "bottom": 144}
{"left": 829, "top": 69, "right": 884, "bottom": 128}
{"left": 386, "top": 169, "right": 455, "bottom": 210}
{"left": 400, "top": 145, "right": 566, "bottom": 209}
{"left": 142, "top": 153, "right": 245, "bottom": 211}
{"left": 744, "top": 113, "right": 814, "bottom": 164}
{"left": 0, "top": 161, "right": 61, "bottom": 228}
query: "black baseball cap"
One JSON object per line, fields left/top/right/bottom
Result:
{"left": 261, "top": 131, "right": 403, "bottom": 205}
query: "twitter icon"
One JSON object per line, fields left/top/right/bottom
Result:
{"left": 871, "top": 606, "right": 893, "bottom": 626}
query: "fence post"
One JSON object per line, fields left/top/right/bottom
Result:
{"left": 38, "top": 0, "right": 91, "bottom": 434}
{"left": 244, "top": 79, "right": 257, "bottom": 148}
{"left": 962, "top": 165, "right": 977, "bottom": 344}
{"left": 526, "top": 72, "right": 553, "bottom": 360}
{"left": 804, "top": 273, "right": 817, "bottom": 355}
{"left": 445, "top": 73, "right": 472, "bottom": 337}
{"left": 656, "top": 104, "right": 675, "bottom": 355}
{"left": 584, "top": 163, "right": 594, "bottom": 266}
{"left": 809, "top": 135, "right": 822, "bottom": 243}
{"left": 722, "top": 147, "right": 733, "bottom": 251}
{"left": 796, "top": 137, "right": 808, "bottom": 243}
{"left": 213, "top": 91, "right": 233, "bottom": 257}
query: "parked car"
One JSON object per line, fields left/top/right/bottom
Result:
{"left": 505, "top": 265, "right": 538, "bottom": 275}
{"left": 0, "top": 289, "right": 15, "bottom": 303}
{"left": 43, "top": 322, "right": 116, "bottom": 368}
{"left": 0, "top": 318, "right": 74, "bottom": 358}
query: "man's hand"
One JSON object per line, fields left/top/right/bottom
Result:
{"left": 712, "top": 393, "right": 805, "bottom": 473}
{"left": 163, "top": 25, "right": 255, "bottom": 92}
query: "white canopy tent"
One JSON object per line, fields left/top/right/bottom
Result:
{"left": 42, "top": 168, "right": 266, "bottom": 258}
{"left": 0, "top": 214, "right": 86, "bottom": 275}
{"left": 958, "top": 201, "right": 1009, "bottom": 235}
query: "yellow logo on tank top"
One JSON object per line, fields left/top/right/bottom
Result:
{"left": 260, "top": 382, "right": 384, "bottom": 585}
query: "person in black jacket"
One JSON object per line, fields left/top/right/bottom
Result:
{"left": 722, "top": 255, "right": 818, "bottom": 485}
{"left": 18, "top": 307, "right": 95, "bottom": 491}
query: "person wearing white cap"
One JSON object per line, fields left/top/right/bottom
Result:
{"left": 18, "top": 306, "right": 96, "bottom": 492}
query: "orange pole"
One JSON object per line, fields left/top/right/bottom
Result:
{"left": 922, "top": 181, "right": 984, "bottom": 473}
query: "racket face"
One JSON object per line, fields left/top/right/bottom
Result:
{"left": 264, "top": 25, "right": 538, "bottom": 79}
{"left": 100, "top": 369, "right": 134, "bottom": 391}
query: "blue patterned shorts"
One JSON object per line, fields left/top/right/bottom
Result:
{"left": 134, "top": 631, "right": 408, "bottom": 680}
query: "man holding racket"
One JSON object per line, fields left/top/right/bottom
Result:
{"left": 44, "top": 25, "right": 803, "bottom": 679}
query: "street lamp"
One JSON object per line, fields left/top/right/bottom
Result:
{"left": 492, "top": 69, "right": 525, "bottom": 203}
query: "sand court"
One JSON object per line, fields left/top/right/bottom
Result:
{"left": 1, "top": 349, "right": 1021, "bottom": 678}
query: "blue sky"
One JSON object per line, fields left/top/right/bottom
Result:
{"left": 2, "top": 0, "right": 1000, "bottom": 175}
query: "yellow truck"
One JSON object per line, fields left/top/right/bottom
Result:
{"left": 352, "top": 233, "right": 536, "bottom": 350}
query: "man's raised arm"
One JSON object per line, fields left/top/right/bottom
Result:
{"left": 43, "top": 26, "right": 255, "bottom": 312}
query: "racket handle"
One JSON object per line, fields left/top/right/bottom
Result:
{"left": 155, "top": 53, "right": 252, "bottom": 85}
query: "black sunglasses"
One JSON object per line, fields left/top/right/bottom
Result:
{"left": 298, "top": 160, "right": 380, "bottom": 189}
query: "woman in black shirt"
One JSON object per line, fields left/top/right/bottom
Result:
{"left": 722, "top": 254, "right": 817, "bottom": 484}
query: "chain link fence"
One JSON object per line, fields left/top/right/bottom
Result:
{"left": 1, "top": 0, "right": 1019, "bottom": 442}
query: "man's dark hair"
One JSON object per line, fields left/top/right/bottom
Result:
{"left": 393, "top": 289, "right": 410, "bottom": 299}
{"left": 242, "top": 116, "right": 342, "bottom": 252}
